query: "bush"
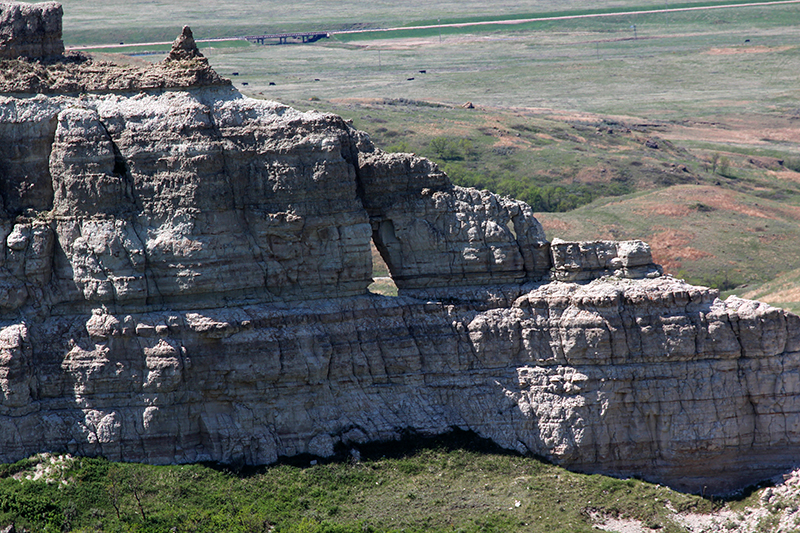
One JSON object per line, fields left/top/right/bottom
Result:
{"left": 428, "top": 136, "right": 464, "bottom": 160}
{"left": 783, "top": 157, "right": 800, "bottom": 172}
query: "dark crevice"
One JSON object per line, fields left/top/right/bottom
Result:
{"left": 97, "top": 119, "right": 161, "bottom": 308}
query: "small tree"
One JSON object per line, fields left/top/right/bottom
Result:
{"left": 718, "top": 156, "right": 731, "bottom": 176}
{"left": 428, "top": 137, "right": 462, "bottom": 160}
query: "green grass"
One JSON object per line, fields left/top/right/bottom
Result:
{"left": 335, "top": 0, "right": 800, "bottom": 42}
{"left": 738, "top": 266, "right": 800, "bottom": 314}
{"left": 60, "top": 0, "right": 746, "bottom": 45}
{"left": 0, "top": 434, "right": 724, "bottom": 533}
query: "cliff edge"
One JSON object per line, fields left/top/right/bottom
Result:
{"left": 1, "top": 3, "right": 799, "bottom": 495}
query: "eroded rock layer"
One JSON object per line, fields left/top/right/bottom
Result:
{"left": 0, "top": 1, "right": 62, "bottom": 60}
{"left": 1, "top": 4, "right": 799, "bottom": 495}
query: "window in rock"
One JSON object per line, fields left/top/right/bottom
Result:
{"left": 368, "top": 238, "right": 398, "bottom": 297}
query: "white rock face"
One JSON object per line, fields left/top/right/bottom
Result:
{"left": 1, "top": 13, "right": 800, "bottom": 496}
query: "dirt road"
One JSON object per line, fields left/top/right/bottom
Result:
{"left": 333, "top": 0, "right": 800, "bottom": 35}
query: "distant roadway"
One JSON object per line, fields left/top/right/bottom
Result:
{"left": 65, "top": 0, "right": 800, "bottom": 51}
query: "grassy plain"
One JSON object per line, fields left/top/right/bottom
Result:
{"left": 59, "top": 0, "right": 738, "bottom": 44}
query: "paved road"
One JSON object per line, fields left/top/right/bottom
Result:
{"left": 66, "top": 0, "right": 800, "bottom": 50}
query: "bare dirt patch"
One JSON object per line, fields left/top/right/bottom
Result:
{"left": 645, "top": 186, "right": 790, "bottom": 220}
{"left": 573, "top": 165, "right": 620, "bottom": 184}
{"left": 537, "top": 217, "right": 577, "bottom": 237}
{"left": 636, "top": 203, "right": 692, "bottom": 218}
{"left": 706, "top": 45, "right": 794, "bottom": 55}
{"left": 648, "top": 228, "right": 713, "bottom": 272}
{"left": 662, "top": 114, "right": 800, "bottom": 147}
{"left": 361, "top": 33, "right": 527, "bottom": 51}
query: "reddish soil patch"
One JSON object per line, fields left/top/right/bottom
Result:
{"left": 644, "top": 185, "right": 800, "bottom": 221}
{"left": 538, "top": 217, "right": 576, "bottom": 237}
{"left": 575, "top": 165, "right": 615, "bottom": 184}
{"left": 662, "top": 114, "right": 800, "bottom": 147}
{"left": 647, "top": 228, "right": 713, "bottom": 273}
{"left": 706, "top": 45, "right": 794, "bottom": 55}
{"left": 770, "top": 170, "right": 800, "bottom": 184}
{"left": 636, "top": 203, "right": 692, "bottom": 218}
{"left": 696, "top": 190, "right": 774, "bottom": 219}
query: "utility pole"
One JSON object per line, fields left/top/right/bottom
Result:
{"left": 438, "top": 19, "right": 442, "bottom": 43}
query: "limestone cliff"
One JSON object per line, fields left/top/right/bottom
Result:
{"left": 1, "top": 3, "right": 799, "bottom": 495}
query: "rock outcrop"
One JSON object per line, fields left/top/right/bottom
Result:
{"left": 550, "top": 238, "right": 662, "bottom": 281}
{"left": 0, "top": 5, "right": 228, "bottom": 94}
{"left": 1, "top": 4, "right": 800, "bottom": 495}
{"left": 0, "top": 1, "right": 62, "bottom": 60}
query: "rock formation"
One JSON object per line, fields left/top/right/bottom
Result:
{"left": 0, "top": 1, "right": 62, "bottom": 59}
{"left": 1, "top": 3, "right": 800, "bottom": 495}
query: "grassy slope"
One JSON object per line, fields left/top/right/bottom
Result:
{"left": 741, "top": 266, "right": 800, "bottom": 314}
{"left": 0, "top": 441, "right": 722, "bottom": 533}
{"left": 537, "top": 184, "right": 800, "bottom": 306}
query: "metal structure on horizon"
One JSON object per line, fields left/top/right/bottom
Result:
{"left": 243, "top": 31, "right": 330, "bottom": 45}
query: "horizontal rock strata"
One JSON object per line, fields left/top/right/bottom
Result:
{"left": 550, "top": 238, "right": 662, "bottom": 281}
{"left": 1, "top": 7, "right": 800, "bottom": 495}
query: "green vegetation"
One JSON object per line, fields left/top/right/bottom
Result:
{"left": 740, "top": 267, "right": 800, "bottom": 314}
{"left": 61, "top": 0, "right": 756, "bottom": 45}
{"left": 336, "top": 0, "right": 800, "bottom": 42}
{"left": 195, "top": 0, "right": 800, "bottom": 125}
{"left": 0, "top": 434, "right": 723, "bottom": 533}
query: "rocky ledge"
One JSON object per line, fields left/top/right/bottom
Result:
{"left": 1, "top": 2, "right": 799, "bottom": 495}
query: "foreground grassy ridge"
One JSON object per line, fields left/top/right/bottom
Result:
{"left": 0, "top": 435, "right": 722, "bottom": 533}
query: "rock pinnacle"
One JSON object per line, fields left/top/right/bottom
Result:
{"left": 165, "top": 25, "right": 204, "bottom": 62}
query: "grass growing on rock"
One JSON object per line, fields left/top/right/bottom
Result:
{"left": 0, "top": 434, "right": 721, "bottom": 533}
